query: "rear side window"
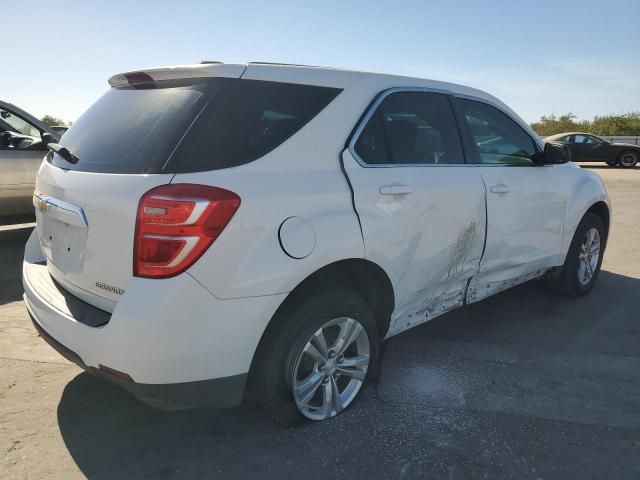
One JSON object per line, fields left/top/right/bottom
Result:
{"left": 169, "top": 80, "right": 342, "bottom": 172}
{"left": 50, "top": 78, "right": 341, "bottom": 174}
{"left": 354, "top": 91, "right": 464, "bottom": 165}
{"left": 457, "top": 99, "right": 537, "bottom": 165}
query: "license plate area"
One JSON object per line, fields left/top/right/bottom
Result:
{"left": 34, "top": 194, "right": 88, "bottom": 274}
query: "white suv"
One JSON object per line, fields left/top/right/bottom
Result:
{"left": 23, "top": 62, "right": 610, "bottom": 423}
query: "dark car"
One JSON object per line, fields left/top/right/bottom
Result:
{"left": 545, "top": 132, "right": 639, "bottom": 168}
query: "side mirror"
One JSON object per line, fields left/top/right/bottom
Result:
{"left": 534, "top": 142, "right": 571, "bottom": 165}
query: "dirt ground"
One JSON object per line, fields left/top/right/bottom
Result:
{"left": 1, "top": 166, "right": 639, "bottom": 479}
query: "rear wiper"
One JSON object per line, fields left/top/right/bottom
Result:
{"left": 47, "top": 143, "right": 79, "bottom": 165}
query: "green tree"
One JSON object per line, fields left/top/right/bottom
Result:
{"left": 531, "top": 112, "right": 640, "bottom": 137}
{"left": 41, "top": 115, "right": 67, "bottom": 126}
{"left": 590, "top": 112, "right": 640, "bottom": 136}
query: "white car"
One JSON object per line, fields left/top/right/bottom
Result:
{"left": 23, "top": 62, "right": 610, "bottom": 423}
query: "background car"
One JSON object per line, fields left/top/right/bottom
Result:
{"left": 0, "top": 101, "right": 60, "bottom": 217}
{"left": 545, "top": 132, "right": 639, "bottom": 168}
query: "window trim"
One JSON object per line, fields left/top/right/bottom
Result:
{"left": 347, "top": 87, "right": 544, "bottom": 169}
{"left": 451, "top": 95, "right": 543, "bottom": 167}
{"left": 348, "top": 87, "right": 468, "bottom": 168}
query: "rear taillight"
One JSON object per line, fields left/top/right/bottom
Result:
{"left": 134, "top": 184, "right": 240, "bottom": 278}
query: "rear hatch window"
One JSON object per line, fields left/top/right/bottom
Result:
{"left": 51, "top": 78, "right": 342, "bottom": 174}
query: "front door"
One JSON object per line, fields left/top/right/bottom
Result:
{"left": 453, "top": 97, "right": 567, "bottom": 302}
{"left": 570, "top": 134, "right": 605, "bottom": 162}
{"left": 0, "top": 106, "right": 47, "bottom": 215}
{"left": 343, "top": 90, "right": 486, "bottom": 336}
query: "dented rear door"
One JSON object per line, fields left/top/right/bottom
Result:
{"left": 342, "top": 90, "right": 486, "bottom": 336}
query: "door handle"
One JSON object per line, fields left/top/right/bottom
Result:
{"left": 379, "top": 184, "right": 414, "bottom": 195}
{"left": 489, "top": 184, "right": 511, "bottom": 194}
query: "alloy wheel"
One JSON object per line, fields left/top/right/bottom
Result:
{"left": 620, "top": 152, "right": 638, "bottom": 167}
{"left": 577, "top": 227, "right": 600, "bottom": 285}
{"left": 292, "top": 317, "right": 370, "bottom": 421}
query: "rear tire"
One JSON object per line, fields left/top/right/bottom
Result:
{"left": 547, "top": 213, "right": 605, "bottom": 297}
{"left": 618, "top": 150, "right": 638, "bottom": 168}
{"left": 250, "top": 288, "right": 378, "bottom": 426}
{"left": 606, "top": 160, "right": 618, "bottom": 167}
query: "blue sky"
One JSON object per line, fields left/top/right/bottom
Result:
{"left": 3, "top": 0, "right": 638, "bottom": 123}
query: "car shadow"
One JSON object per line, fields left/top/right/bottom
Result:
{"left": 0, "top": 224, "right": 33, "bottom": 306}
{"left": 55, "top": 269, "right": 640, "bottom": 479}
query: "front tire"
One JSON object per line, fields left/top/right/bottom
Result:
{"left": 619, "top": 150, "right": 638, "bottom": 168}
{"left": 548, "top": 212, "right": 605, "bottom": 297}
{"left": 250, "top": 289, "right": 377, "bottom": 425}
{"left": 606, "top": 160, "right": 618, "bottom": 167}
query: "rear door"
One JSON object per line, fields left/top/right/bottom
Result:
{"left": 33, "top": 66, "right": 246, "bottom": 312}
{"left": 343, "top": 90, "right": 486, "bottom": 336}
{"left": 453, "top": 97, "right": 566, "bottom": 302}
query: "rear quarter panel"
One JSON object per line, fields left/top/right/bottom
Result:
{"left": 177, "top": 83, "right": 367, "bottom": 299}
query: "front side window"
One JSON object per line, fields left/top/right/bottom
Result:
{"left": 457, "top": 99, "right": 537, "bottom": 165}
{"left": 574, "top": 134, "right": 601, "bottom": 145}
{"left": 0, "top": 108, "right": 42, "bottom": 150}
{"left": 354, "top": 91, "right": 464, "bottom": 165}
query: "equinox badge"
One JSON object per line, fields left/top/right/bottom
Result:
{"left": 95, "top": 281, "right": 125, "bottom": 296}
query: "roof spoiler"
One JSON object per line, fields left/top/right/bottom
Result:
{"left": 108, "top": 63, "right": 246, "bottom": 87}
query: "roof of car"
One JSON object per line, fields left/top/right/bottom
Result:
{"left": 546, "top": 132, "right": 596, "bottom": 140}
{"left": 107, "top": 61, "right": 541, "bottom": 147}
{"left": 108, "top": 61, "right": 497, "bottom": 102}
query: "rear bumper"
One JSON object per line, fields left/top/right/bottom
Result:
{"left": 23, "top": 230, "right": 287, "bottom": 410}
{"left": 29, "top": 312, "right": 246, "bottom": 410}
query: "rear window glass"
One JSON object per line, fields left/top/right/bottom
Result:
{"left": 50, "top": 80, "right": 220, "bottom": 174}
{"left": 50, "top": 78, "right": 341, "bottom": 174}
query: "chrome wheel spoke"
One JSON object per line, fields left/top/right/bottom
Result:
{"left": 338, "top": 354, "right": 369, "bottom": 380}
{"left": 333, "top": 318, "right": 363, "bottom": 356}
{"left": 310, "top": 329, "right": 329, "bottom": 359}
{"left": 294, "top": 372, "right": 323, "bottom": 405}
{"left": 585, "top": 259, "right": 594, "bottom": 278}
{"left": 577, "top": 227, "right": 600, "bottom": 286}
{"left": 336, "top": 364, "right": 367, "bottom": 381}
{"left": 330, "top": 376, "right": 344, "bottom": 414}
{"left": 304, "top": 341, "right": 327, "bottom": 364}
{"left": 578, "top": 261, "right": 587, "bottom": 282}
{"left": 319, "top": 379, "right": 334, "bottom": 419}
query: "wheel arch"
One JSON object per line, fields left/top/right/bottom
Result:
{"left": 586, "top": 201, "right": 610, "bottom": 240}
{"left": 246, "top": 258, "right": 395, "bottom": 394}
{"left": 560, "top": 169, "right": 611, "bottom": 261}
{"left": 265, "top": 258, "right": 394, "bottom": 341}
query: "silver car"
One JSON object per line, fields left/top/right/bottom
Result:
{"left": 0, "top": 101, "right": 59, "bottom": 217}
